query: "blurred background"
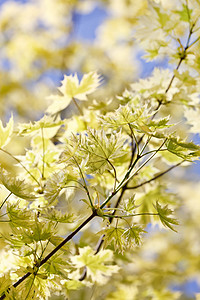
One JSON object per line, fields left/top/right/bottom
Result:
{"left": 0, "top": 0, "right": 200, "bottom": 298}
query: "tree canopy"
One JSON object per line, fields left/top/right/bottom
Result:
{"left": 0, "top": 0, "right": 200, "bottom": 299}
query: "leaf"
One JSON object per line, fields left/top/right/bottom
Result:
{"left": 121, "top": 195, "right": 138, "bottom": 215}
{"left": 102, "top": 224, "right": 145, "bottom": 253}
{"left": 0, "top": 168, "right": 37, "bottom": 200}
{"left": 7, "top": 203, "right": 35, "bottom": 227}
{"left": 184, "top": 108, "right": 200, "bottom": 134}
{"left": 18, "top": 115, "right": 64, "bottom": 138}
{"left": 153, "top": 201, "right": 179, "bottom": 232}
{"left": 46, "top": 94, "right": 72, "bottom": 115}
{"left": 122, "top": 224, "right": 145, "bottom": 246}
{"left": 145, "top": 116, "right": 173, "bottom": 130}
{"left": 0, "top": 115, "right": 13, "bottom": 148}
{"left": 71, "top": 246, "right": 119, "bottom": 284}
{"left": 43, "top": 255, "right": 69, "bottom": 277}
{"left": 44, "top": 170, "right": 76, "bottom": 204}
{"left": 58, "top": 72, "right": 102, "bottom": 101}
{"left": 101, "top": 226, "right": 125, "bottom": 253}
{"left": 49, "top": 236, "right": 69, "bottom": 253}
{"left": 101, "top": 104, "right": 149, "bottom": 129}
{"left": 42, "top": 208, "right": 74, "bottom": 223}
{"left": 46, "top": 72, "right": 102, "bottom": 114}
{"left": 174, "top": 4, "right": 192, "bottom": 22}
{"left": 76, "top": 129, "right": 126, "bottom": 173}
{"left": 165, "top": 137, "right": 200, "bottom": 160}
{"left": 62, "top": 279, "right": 84, "bottom": 291}
{"left": 0, "top": 275, "right": 12, "bottom": 296}
{"left": 28, "top": 221, "right": 53, "bottom": 242}
{"left": 154, "top": 6, "right": 170, "bottom": 27}
{"left": 174, "top": 70, "right": 197, "bottom": 86}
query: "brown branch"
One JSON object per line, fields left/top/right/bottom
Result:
{"left": 0, "top": 211, "right": 97, "bottom": 300}
{"left": 126, "top": 161, "right": 184, "bottom": 189}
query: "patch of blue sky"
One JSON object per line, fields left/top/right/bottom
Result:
{"left": 0, "top": 0, "right": 28, "bottom": 4}
{"left": 71, "top": 4, "right": 109, "bottom": 42}
{"left": 138, "top": 51, "right": 170, "bottom": 78}
{"left": 170, "top": 278, "right": 200, "bottom": 298}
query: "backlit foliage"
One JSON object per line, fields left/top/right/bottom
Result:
{"left": 0, "top": 0, "right": 200, "bottom": 299}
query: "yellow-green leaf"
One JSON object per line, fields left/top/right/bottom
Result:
{"left": 0, "top": 115, "right": 13, "bottom": 148}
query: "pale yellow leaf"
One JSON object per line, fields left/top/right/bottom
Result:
{"left": 0, "top": 115, "right": 13, "bottom": 148}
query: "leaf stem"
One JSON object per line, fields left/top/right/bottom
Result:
{"left": 0, "top": 192, "right": 12, "bottom": 210}
{"left": 103, "top": 213, "right": 159, "bottom": 219}
{"left": 106, "top": 159, "right": 117, "bottom": 190}
{"left": 41, "top": 126, "right": 45, "bottom": 180}
{"left": 0, "top": 148, "right": 41, "bottom": 186}
{"left": 126, "top": 160, "right": 184, "bottom": 189}
{"left": 72, "top": 97, "right": 83, "bottom": 115}
{"left": 72, "top": 156, "right": 94, "bottom": 209}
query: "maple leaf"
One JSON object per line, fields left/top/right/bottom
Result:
{"left": 153, "top": 201, "right": 179, "bottom": 232}
{"left": 71, "top": 246, "right": 119, "bottom": 284}
{"left": 0, "top": 115, "right": 13, "bottom": 149}
{"left": 46, "top": 72, "right": 102, "bottom": 114}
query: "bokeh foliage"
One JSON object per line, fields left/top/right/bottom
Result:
{"left": 0, "top": 0, "right": 200, "bottom": 299}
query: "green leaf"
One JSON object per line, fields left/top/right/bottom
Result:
{"left": 101, "top": 104, "right": 150, "bottom": 130}
{"left": 145, "top": 116, "right": 173, "bottom": 130}
{"left": 44, "top": 170, "right": 76, "bottom": 204}
{"left": 174, "top": 70, "right": 197, "bottom": 86}
{"left": 62, "top": 279, "right": 84, "bottom": 291}
{"left": 0, "top": 115, "right": 13, "bottom": 148}
{"left": 43, "top": 255, "right": 69, "bottom": 277}
{"left": 101, "top": 226, "right": 125, "bottom": 253}
{"left": 18, "top": 115, "right": 64, "bottom": 138}
{"left": 122, "top": 224, "right": 145, "bottom": 246}
{"left": 71, "top": 246, "right": 120, "bottom": 283}
{"left": 121, "top": 195, "right": 137, "bottom": 215}
{"left": 76, "top": 129, "right": 126, "bottom": 173}
{"left": 153, "top": 201, "right": 179, "bottom": 232}
{"left": 165, "top": 137, "right": 200, "bottom": 160}
{"left": 58, "top": 72, "right": 101, "bottom": 101}
{"left": 42, "top": 208, "right": 74, "bottom": 223}
{"left": 154, "top": 6, "right": 170, "bottom": 27}
{"left": 0, "top": 168, "right": 37, "bottom": 200}
{"left": 174, "top": 4, "right": 192, "bottom": 22}
{"left": 136, "top": 186, "right": 177, "bottom": 224}
{"left": 7, "top": 219, "right": 54, "bottom": 246}
{"left": 49, "top": 236, "right": 69, "bottom": 253}
{"left": 0, "top": 275, "right": 12, "bottom": 297}
{"left": 7, "top": 203, "right": 35, "bottom": 227}
{"left": 46, "top": 72, "right": 102, "bottom": 114}
{"left": 101, "top": 223, "right": 145, "bottom": 253}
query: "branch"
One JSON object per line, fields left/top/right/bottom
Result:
{"left": 0, "top": 192, "right": 12, "bottom": 210}
{"left": 103, "top": 212, "right": 159, "bottom": 219}
{"left": 126, "top": 161, "right": 184, "bottom": 189}
{"left": 165, "top": 19, "right": 196, "bottom": 94}
{"left": 72, "top": 97, "right": 83, "bottom": 115}
{"left": 0, "top": 211, "right": 97, "bottom": 300}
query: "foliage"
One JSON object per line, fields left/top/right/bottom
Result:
{"left": 0, "top": 0, "right": 200, "bottom": 299}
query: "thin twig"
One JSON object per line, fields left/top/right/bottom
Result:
{"left": 0, "top": 192, "right": 12, "bottom": 210}
{"left": 72, "top": 97, "right": 83, "bottom": 115}
{"left": 103, "top": 213, "right": 159, "bottom": 219}
{"left": 41, "top": 126, "right": 45, "bottom": 179}
{"left": 72, "top": 156, "right": 94, "bottom": 208}
{"left": 126, "top": 160, "right": 184, "bottom": 189}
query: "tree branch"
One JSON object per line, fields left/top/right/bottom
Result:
{"left": 0, "top": 211, "right": 97, "bottom": 300}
